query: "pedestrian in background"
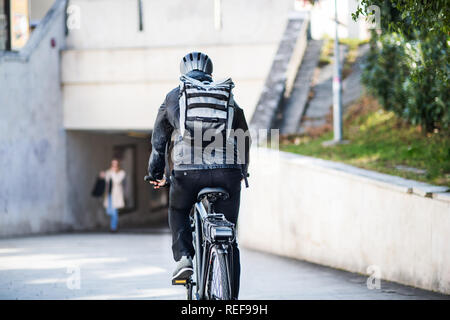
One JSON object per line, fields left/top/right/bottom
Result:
{"left": 100, "top": 159, "right": 126, "bottom": 232}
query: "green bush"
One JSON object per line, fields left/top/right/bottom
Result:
{"left": 362, "top": 31, "right": 449, "bottom": 132}
{"left": 353, "top": 0, "right": 449, "bottom": 133}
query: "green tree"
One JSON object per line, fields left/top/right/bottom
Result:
{"left": 353, "top": 0, "right": 449, "bottom": 132}
{"left": 353, "top": 0, "right": 449, "bottom": 35}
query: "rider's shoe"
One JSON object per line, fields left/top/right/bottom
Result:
{"left": 172, "top": 256, "right": 193, "bottom": 281}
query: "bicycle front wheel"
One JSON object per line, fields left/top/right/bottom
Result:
{"left": 206, "top": 246, "right": 231, "bottom": 300}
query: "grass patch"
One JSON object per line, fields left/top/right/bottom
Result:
{"left": 280, "top": 95, "right": 450, "bottom": 187}
{"left": 317, "top": 36, "right": 368, "bottom": 78}
{"left": 318, "top": 36, "right": 334, "bottom": 67}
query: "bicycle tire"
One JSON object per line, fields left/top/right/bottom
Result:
{"left": 206, "top": 246, "right": 231, "bottom": 300}
{"left": 192, "top": 211, "right": 202, "bottom": 299}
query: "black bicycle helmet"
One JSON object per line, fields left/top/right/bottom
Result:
{"left": 180, "top": 52, "right": 213, "bottom": 75}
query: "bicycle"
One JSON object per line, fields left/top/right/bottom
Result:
{"left": 144, "top": 176, "right": 236, "bottom": 300}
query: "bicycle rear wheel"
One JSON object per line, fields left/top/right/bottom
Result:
{"left": 206, "top": 246, "right": 231, "bottom": 300}
{"left": 192, "top": 210, "right": 202, "bottom": 300}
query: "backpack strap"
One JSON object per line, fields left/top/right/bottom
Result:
{"left": 179, "top": 80, "right": 188, "bottom": 136}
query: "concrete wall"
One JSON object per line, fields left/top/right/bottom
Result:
{"left": 239, "top": 148, "right": 450, "bottom": 294}
{"left": 62, "top": 44, "right": 275, "bottom": 130}
{"left": 0, "top": 0, "right": 70, "bottom": 237}
{"left": 0, "top": 0, "right": 6, "bottom": 50}
{"left": 65, "top": 0, "right": 294, "bottom": 49}
{"left": 62, "top": 0, "right": 295, "bottom": 131}
{"left": 31, "top": 0, "right": 57, "bottom": 22}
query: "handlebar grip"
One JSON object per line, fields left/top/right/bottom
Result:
{"left": 242, "top": 172, "right": 250, "bottom": 188}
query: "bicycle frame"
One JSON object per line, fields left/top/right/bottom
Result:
{"left": 191, "top": 200, "right": 235, "bottom": 300}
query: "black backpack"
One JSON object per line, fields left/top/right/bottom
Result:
{"left": 178, "top": 75, "right": 235, "bottom": 139}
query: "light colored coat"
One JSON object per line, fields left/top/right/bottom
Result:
{"left": 103, "top": 169, "right": 126, "bottom": 209}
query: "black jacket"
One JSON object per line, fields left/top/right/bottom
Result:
{"left": 148, "top": 72, "right": 251, "bottom": 180}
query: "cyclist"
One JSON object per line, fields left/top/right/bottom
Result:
{"left": 146, "top": 52, "right": 250, "bottom": 300}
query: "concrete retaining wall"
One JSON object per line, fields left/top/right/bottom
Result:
{"left": 239, "top": 148, "right": 450, "bottom": 294}
{"left": 0, "top": 1, "right": 70, "bottom": 237}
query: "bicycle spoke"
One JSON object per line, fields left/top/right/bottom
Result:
{"left": 206, "top": 248, "right": 230, "bottom": 300}
{"left": 211, "top": 253, "right": 222, "bottom": 299}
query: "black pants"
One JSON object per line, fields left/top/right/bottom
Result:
{"left": 169, "top": 168, "right": 242, "bottom": 299}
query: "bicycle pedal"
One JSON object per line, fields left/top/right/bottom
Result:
{"left": 172, "top": 279, "right": 190, "bottom": 285}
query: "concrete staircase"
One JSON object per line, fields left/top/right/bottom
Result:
{"left": 298, "top": 44, "right": 346, "bottom": 134}
{"left": 250, "top": 13, "right": 309, "bottom": 132}
{"left": 249, "top": 12, "right": 368, "bottom": 136}
{"left": 278, "top": 40, "right": 323, "bottom": 134}
{"left": 299, "top": 43, "right": 368, "bottom": 134}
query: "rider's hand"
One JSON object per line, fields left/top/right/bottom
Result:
{"left": 150, "top": 176, "right": 167, "bottom": 189}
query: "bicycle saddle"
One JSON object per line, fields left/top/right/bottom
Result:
{"left": 197, "top": 187, "right": 229, "bottom": 202}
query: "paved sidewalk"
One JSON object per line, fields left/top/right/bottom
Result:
{"left": 0, "top": 231, "right": 447, "bottom": 300}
